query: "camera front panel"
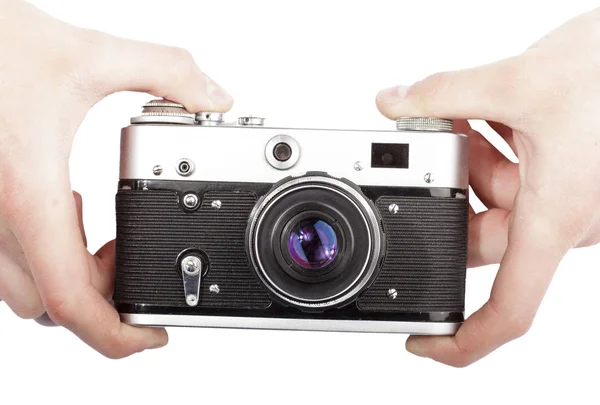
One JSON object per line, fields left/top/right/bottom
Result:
{"left": 114, "top": 179, "right": 467, "bottom": 322}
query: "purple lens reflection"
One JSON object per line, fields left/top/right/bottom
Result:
{"left": 288, "top": 219, "right": 338, "bottom": 269}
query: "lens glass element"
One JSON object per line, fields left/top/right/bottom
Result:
{"left": 287, "top": 219, "right": 338, "bottom": 269}
{"left": 273, "top": 142, "right": 292, "bottom": 162}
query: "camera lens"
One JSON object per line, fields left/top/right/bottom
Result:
{"left": 288, "top": 218, "right": 338, "bottom": 269}
{"left": 273, "top": 142, "right": 292, "bottom": 162}
{"left": 247, "top": 175, "right": 385, "bottom": 311}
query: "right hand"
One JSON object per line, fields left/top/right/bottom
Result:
{"left": 0, "top": 0, "right": 233, "bottom": 358}
{"left": 375, "top": 8, "right": 600, "bottom": 366}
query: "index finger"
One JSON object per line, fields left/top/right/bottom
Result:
{"left": 405, "top": 191, "right": 571, "bottom": 366}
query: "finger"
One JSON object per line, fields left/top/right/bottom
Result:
{"left": 0, "top": 252, "right": 44, "bottom": 319}
{"left": 376, "top": 57, "right": 525, "bottom": 123}
{"left": 455, "top": 120, "right": 519, "bottom": 210}
{"left": 91, "top": 239, "right": 116, "bottom": 299}
{"left": 81, "top": 30, "right": 233, "bottom": 113}
{"left": 73, "top": 191, "right": 87, "bottom": 247}
{"left": 406, "top": 192, "right": 571, "bottom": 367}
{"left": 5, "top": 166, "right": 168, "bottom": 358}
{"left": 468, "top": 203, "right": 476, "bottom": 220}
{"left": 488, "top": 121, "right": 517, "bottom": 153}
{"left": 0, "top": 217, "right": 44, "bottom": 318}
{"left": 468, "top": 127, "right": 520, "bottom": 210}
{"left": 467, "top": 208, "right": 510, "bottom": 268}
{"left": 73, "top": 191, "right": 114, "bottom": 299}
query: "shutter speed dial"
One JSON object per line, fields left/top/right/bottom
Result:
{"left": 131, "top": 99, "right": 196, "bottom": 125}
{"left": 131, "top": 99, "right": 266, "bottom": 127}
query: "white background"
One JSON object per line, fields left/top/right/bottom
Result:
{"left": 2, "top": 0, "right": 600, "bottom": 404}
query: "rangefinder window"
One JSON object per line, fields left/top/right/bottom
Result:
{"left": 371, "top": 143, "right": 409, "bottom": 169}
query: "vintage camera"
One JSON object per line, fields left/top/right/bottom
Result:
{"left": 115, "top": 100, "right": 469, "bottom": 335}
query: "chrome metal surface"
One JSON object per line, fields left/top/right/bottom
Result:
{"left": 196, "top": 112, "right": 224, "bottom": 126}
{"left": 152, "top": 165, "right": 163, "bottom": 176}
{"left": 396, "top": 117, "right": 453, "bottom": 132}
{"left": 121, "top": 313, "right": 461, "bottom": 335}
{"left": 388, "top": 203, "right": 400, "bottom": 214}
{"left": 175, "top": 158, "right": 194, "bottom": 177}
{"left": 181, "top": 256, "right": 202, "bottom": 307}
{"left": 387, "top": 288, "right": 398, "bottom": 300}
{"left": 209, "top": 284, "right": 220, "bottom": 294}
{"left": 353, "top": 161, "right": 363, "bottom": 171}
{"left": 119, "top": 125, "right": 469, "bottom": 189}
{"left": 264, "top": 134, "right": 300, "bottom": 170}
{"left": 211, "top": 200, "right": 222, "bottom": 209}
{"left": 248, "top": 176, "right": 383, "bottom": 309}
{"left": 238, "top": 116, "right": 265, "bottom": 126}
{"left": 424, "top": 172, "right": 434, "bottom": 184}
{"left": 183, "top": 193, "right": 199, "bottom": 209}
{"left": 131, "top": 99, "right": 196, "bottom": 125}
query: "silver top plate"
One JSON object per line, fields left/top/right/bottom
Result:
{"left": 119, "top": 125, "right": 469, "bottom": 189}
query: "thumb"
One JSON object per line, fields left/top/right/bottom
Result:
{"left": 81, "top": 30, "right": 233, "bottom": 113}
{"left": 375, "top": 57, "right": 525, "bottom": 123}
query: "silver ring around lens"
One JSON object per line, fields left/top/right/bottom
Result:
{"left": 247, "top": 175, "right": 383, "bottom": 309}
{"left": 265, "top": 135, "right": 300, "bottom": 170}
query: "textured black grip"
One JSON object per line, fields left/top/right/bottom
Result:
{"left": 357, "top": 196, "right": 468, "bottom": 313}
{"left": 114, "top": 190, "right": 271, "bottom": 309}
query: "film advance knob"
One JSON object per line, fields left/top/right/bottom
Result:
{"left": 395, "top": 117, "right": 454, "bottom": 132}
{"left": 131, "top": 99, "right": 196, "bottom": 125}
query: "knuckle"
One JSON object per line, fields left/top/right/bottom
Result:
{"left": 44, "top": 295, "right": 76, "bottom": 327}
{"left": 506, "top": 315, "right": 534, "bottom": 340}
{"left": 169, "top": 46, "right": 195, "bottom": 64}
{"left": 408, "top": 71, "right": 452, "bottom": 100}
{"left": 103, "top": 329, "right": 139, "bottom": 360}
{"left": 448, "top": 357, "right": 473, "bottom": 369}
{"left": 167, "top": 47, "right": 197, "bottom": 78}
{"left": 488, "top": 298, "right": 533, "bottom": 340}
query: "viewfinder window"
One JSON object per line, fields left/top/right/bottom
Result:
{"left": 371, "top": 143, "right": 409, "bottom": 169}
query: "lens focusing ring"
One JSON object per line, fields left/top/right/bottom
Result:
{"left": 247, "top": 175, "right": 384, "bottom": 310}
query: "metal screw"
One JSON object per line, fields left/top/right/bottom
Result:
{"left": 183, "top": 193, "right": 199, "bottom": 209}
{"left": 388, "top": 203, "right": 400, "bottom": 214}
{"left": 182, "top": 256, "right": 201, "bottom": 275}
{"left": 424, "top": 172, "right": 434, "bottom": 184}
{"left": 209, "top": 284, "right": 220, "bottom": 294}
{"left": 152, "top": 165, "right": 163, "bottom": 175}
{"left": 353, "top": 161, "right": 363, "bottom": 171}
{"left": 186, "top": 295, "right": 198, "bottom": 306}
{"left": 211, "top": 200, "right": 222, "bottom": 209}
{"left": 387, "top": 288, "right": 398, "bottom": 300}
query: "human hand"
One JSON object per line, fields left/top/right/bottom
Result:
{"left": 375, "top": 8, "right": 600, "bottom": 366}
{"left": 0, "top": 0, "right": 233, "bottom": 358}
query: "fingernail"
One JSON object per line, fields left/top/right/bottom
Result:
{"left": 406, "top": 338, "right": 429, "bottom": 358}
{"left": 376, "top": 85, "right": 409, "bottom": 105}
